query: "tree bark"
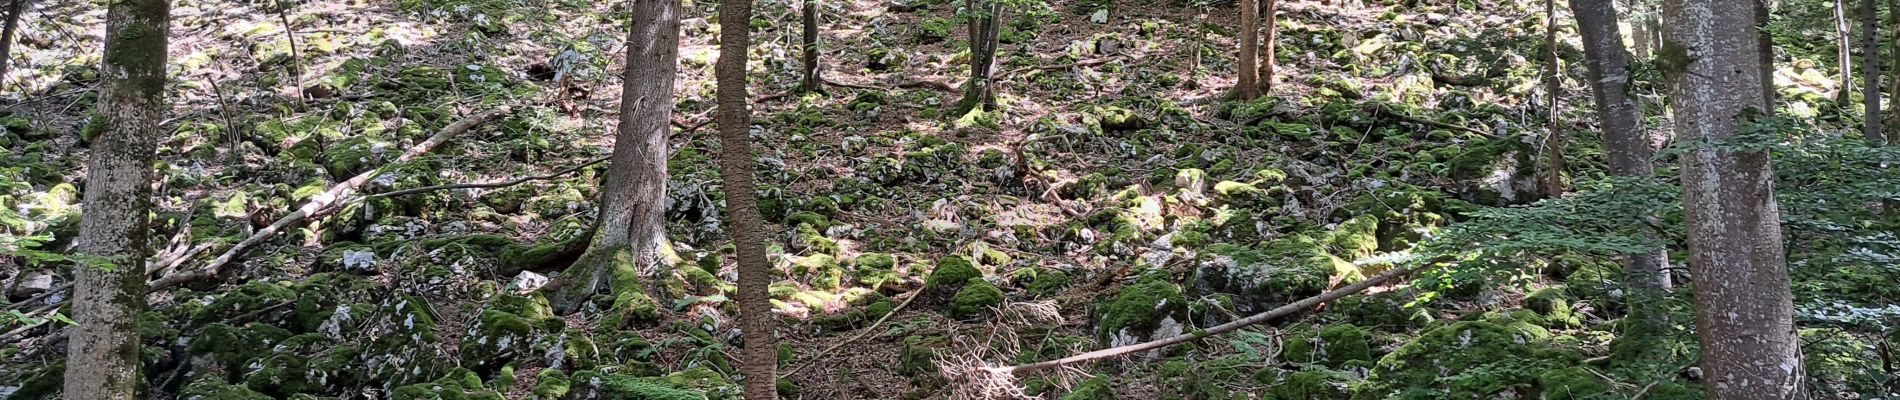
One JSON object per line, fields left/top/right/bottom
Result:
{"left": 1236, "top": 0, "right": 1260, "bottom": 100}
{"left": 0, "top": 0, "right": 25, "bottom": 94}
{"left": 1569, "top": 0, "right": 1672, "bottom": 362}
{"left": 1841, "top": 0, "right": 1856, "bottom": 102}
{"left": 553, "top": 0, "right": 680, "bottom": 315}
{"left": 1760, "top": 0, "right": 1778, "bottom": 106}
{"left": 714, "top": 0, "right": 778, "bottom": 396}
{"left": 63, "top": 0, "right": 169, "bottom": 396}
{"left": 1889, "top": 0, "right": 1900, "bottom": 137}
{"left": 1661, "top": 0, "right": 1805, "bottom": 398}
{"left": 1259, "top": 0, "right": 1277, "bottom": 95}
{"left": 1863, "top": 0, "right": 1884, "bottom": 144}
{"left": 797, "top": 0, "right": 820, "bottom": 93}
{"left": 953, "top": 0, "right": 1002, "bottom": 115}
{"left": 1543, "top": 0, "right": 1568, "bottom": 197}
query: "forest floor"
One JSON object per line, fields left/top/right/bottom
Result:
{"left": 2, "top": 0, "right": 1896, "bottom": 399}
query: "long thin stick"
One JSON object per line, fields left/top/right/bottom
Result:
{"left": 778, "top": 290, "right": 922, "bottom": 379}
{"left": 983, "top": 264, "right": 1422, "bottom": 376}
{"left": 149, "top": 107, "right": 511, "bottom": 290}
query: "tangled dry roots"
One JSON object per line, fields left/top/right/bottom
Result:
{"left": 936, "top": 300, "right": 1073, "bottom": 400}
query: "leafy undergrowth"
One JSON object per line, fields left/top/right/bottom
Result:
{"left": 2, "top": 0, "right": 1896, "bottom": 398}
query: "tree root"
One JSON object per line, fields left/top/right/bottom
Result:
{"left": 980, "top": 263, "right": 1424, "bottom": 376}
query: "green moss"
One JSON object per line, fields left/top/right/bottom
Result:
{"left": 1525, "top": 287, "right": 1580, "bottom": 328}
{"left": 1536, "top": 367, "right": 1610, "bottom": 400}
{"left": 534, "top": 370, "right": 572, "bottom": 398}
{"left": 924, "top": 255, "right": 981, "bottom": 298}
{"left": 1269, "top": 369, "right": 1349, "bottom": 400}
{"left": 950, "top": 278, "right": 1005, "bottom": 318}
{"left": 1060, "top": 377, "right": 1117, "bottom": 400}
{"left": 1327, "top": 214, "right": 1381, "bottom": 259}
{"left": 793, "top": 254, "right": 846, "bottom": 290}
{"left": 598, "top": 249, "right": 662, "bottom": 329}
{"left": 1359, "top": 321, "right": 1581, "bottom": 399}
{"left": 1097, "top": 273, "right": 1186, "bottom": 345}
{"left": 1285, "top": 324, "right": 1375, "bottom": 367}
{"left": 1026, "top": 268, "right": 1072, "bottom": 296}
{"left": 181, "top": 376, "right": 272, "bottom": 399}
{"left": 793, "top": 223, "right": 842, "bottom": 255}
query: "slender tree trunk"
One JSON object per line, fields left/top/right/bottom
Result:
{"left": 63, "top": 0, "right": 169, "bottom": 397}
{"left": 1864, "top": 0, "right": 1885, "bottom": 144}
{"left": 1236, "top": 0, "right": 1260, "bottom": 100}
{"left": 1889, "top": 0, "right": 1900, "bottom": 137}
{"left": 1569, "top": 0, "right": 1672, "bottom": 362}
{"left": 551, "top": 0, "right": 679, "bottom": 317}
{"left": 1632, "top": 0, "right": 1654, "bottom": 59}
{"left": 1259, "top": 0, "right": 1277, "bottom": 94}
{"left": 1661, "top": 0, "right": 1805, "bottom": 398}
{"left": 0, "top": 0, "right": 25, "bottom": 94}
{"left": 952, "top": 0, "right": 1001, "bottom": 115}
{"left": 715, "top": 0, "right": 778, "bottom": 397}
{"left": 796, "top": 0, "right": 820, "bottom": 93}
{"left": 1841, "top": 0, "right": 1856, "bottom": 102}
{"left": 1761, "top": 0, "right": 1778, "bottom": 106}
{"left": 1543, "top": 0, "right": 1568, "bottom": 197}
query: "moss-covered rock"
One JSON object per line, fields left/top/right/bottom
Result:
{"left": 1536, "top": 367, "right": 1610, "bottom": 400}
{"left": 568, "top": 366, "right": 740, "bottom": 400}
{"left": 1446, "top": 138, "right": 1537, "bottom": 206}
{"left": 1357, "top": 321, "right": 1582, "bottom": 399}
{"left": 1284, "top": 324, "right": 1375, "bottom": 367}
{"left": 923, "top": 255, "right": 981, "bottom": 299}
{"left": 1060, "top": 376, "right": 1117, "bottom": 400}
{"left": 1096, "top": 273, "right": 1188, "bottom": 352}
{"left": 1190, "top": 235, "right": 1353, "bottom": 314}
{"left": 949, "top": 278, "right": 1004, "bottom": 318}
{"left": 389, "top": 369, "right": 506, "bottom": 400}
{"left": 1267, "top": 368, "right": 1352, "bottom": 400}
{"left": 1026, "top": 268, "right": 1072, "bottom": 296}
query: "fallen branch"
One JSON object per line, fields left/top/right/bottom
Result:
{"left": 149, "top": 106, "right": 513, "bottom": 290}
{"left": 819, "top": 77, "right": 957, "bottom": 93}
{"left": 367, "top": 155, "right": 608, "bottom": 199}
{"left": 778, "top": 290, "right": 922, "bottom": 379}
{"left": 982, "top": 263, "right": 1424, "bottom": 376}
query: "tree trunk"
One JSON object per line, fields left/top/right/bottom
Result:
{"left": 1889, "top": 0, "right": 1900, "bottom": 137}
{"left": 797, "top": 0, "right": 820, "bottom": 93}
{"left": 1258, "top": 0, "right": 1277, "bottom": 94}
{"left": 1761, "top": 0, "right": 1778, "bottom": 106}
{"left": 63, "top": 0, "right": 169, "bottom": 397}
{"left": 714, "top": 0, "right": 778, "bottom": 397}
{"left": 1542, "top": 0, "right": 1567, "bottom": 197}
{"left": 1236, "top": 0, "right": 1260, "bottom": 100}
{"left": 1841, "top": 0, "right": 1855, "bottom": 102}
{"left": 1661, "top": 0, "right": 1805, "bottom": 398}
{"left": 1864, "top": 0, "right": 1884, "bottom": 144}
{"left": 1631, "top": 0, "right": 1654, "bottom": 59}
{"left": 1568, "top": 0, "right": 1672, "bottom": 363}
{"left": 952, "top": 0, "right": 1002, "bottom": 115}
{"left": 551, "top": 0, "right": 680, "bottom": 317}
{"left": 0, "top": 0, "right": 25, "bottom": 94}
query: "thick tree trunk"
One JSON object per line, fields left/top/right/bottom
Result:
{"left": 1568, "top": 0, "right": 1672, "bottom": 362}
{"left": 1864, "top": 0, "right": 1884, "bottom": 144}
{"left": 552, "top": 0, "right": 680, "bottom": 316}
{"left": 1259, "top": 0, "right": 1277, "bottom": 94}
{"left": 1841, "top": 0, "right": 1856, "bottom": 102}
{"left": 1236, "top": 0, "right": 1260, "bottom": 100}
{"left": 953, "top": 0, "right": 1001, "bottom": 115}
{"left": 1542, "top": 0, "right": 1567, "bottom": 197}
{"left": 797, "top": 0, "right": 820, "bottom": 93}
{"left": 1661, "top": 0, "right": 1805, "bottom": 399}
{"left": 714, "top": 0, "right": 778, "bottom": 397}
{"left": 0, "top": 0, "right": 25, "bottom": 94}
{"left": 1631, "top": 0, "right": 1654, "bottom": 59}
{"left": 63, "top": 0, "right": 169, "bottom": 397}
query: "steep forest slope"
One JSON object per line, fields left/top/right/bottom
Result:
{"left": 1, "top": 0, "right": 1896, "bottom": 398}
